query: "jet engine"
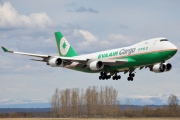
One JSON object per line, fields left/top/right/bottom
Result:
{"left": 151, "top": 63, "right": 172, "bottom": 73}
{"left": 89, "top": 61, "right": 104, "bottom": 71}
{"left": 164, "top": 63, "right": 172, "bottom": 71}
{"left": 48, "top": 58, "right": 63, "bottom": 67}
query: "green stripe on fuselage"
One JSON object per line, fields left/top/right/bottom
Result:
{"left": 107, "top": 49, "right": 177, "bottom": 71}
{"left": 68, "top": 49, "right": 177, "bottom": 73}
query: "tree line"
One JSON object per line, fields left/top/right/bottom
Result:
{"left": 0, "top": 86, "right": 179, "bottom": 118}
{"left": 51, "top": 86, "right": 120, "bottom": 117}
{"left": 50, "top": 86, "right": 180, "bottom": 118}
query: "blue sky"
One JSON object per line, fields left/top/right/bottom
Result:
{"left": 0, "top": 0, "right": 180, "bottom": 104}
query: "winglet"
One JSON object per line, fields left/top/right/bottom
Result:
{"left": 1, "top": 46, "right": 9, "bottom": 52}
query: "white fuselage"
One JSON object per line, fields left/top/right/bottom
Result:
{"left": 75, "top": 38, "right": 177, "bottom": 61}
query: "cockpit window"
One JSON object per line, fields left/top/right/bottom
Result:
{"left": 160, "top": 39, "right": 168, "bottom": 42}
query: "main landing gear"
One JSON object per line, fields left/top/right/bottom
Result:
{"left": 99, "top": 72, "right": 111, "bottom": 80}
{"left": 112, "top": 73, "right": 121, "bottom": 80}
{"left": 127, "top": 72, "right": 135, "bottom": 81}
{"left": 99, "top": 70, "right": 136, "bottom": 81}
{"left": 99, "top": 72, "right": 121, "bottom": 80}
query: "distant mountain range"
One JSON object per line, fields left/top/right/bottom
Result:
{"left": 120, "top": 94, "right": 173, "bottom": 105}
{"left": 0, "top": 98, "right": 51, "bottom": 108}
{"left": 0, "top": 94, "right": 179, "bottom": 108}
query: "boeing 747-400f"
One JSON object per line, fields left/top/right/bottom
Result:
{"left": 1, "top": 32, "right": 178, "bottom": 81}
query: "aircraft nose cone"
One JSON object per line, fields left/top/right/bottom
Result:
{"left": 170, "top": 43, "right": 178, "bottom": 57}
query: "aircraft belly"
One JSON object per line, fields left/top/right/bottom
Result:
{"left": 63, "top": 49, "right": 177, "bottom": 73}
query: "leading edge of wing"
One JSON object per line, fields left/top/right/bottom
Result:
{"left": 2, "top": 46, "right": 49, "bottom": 58}
{"left": 1, "top": 46, "right": 87, "bottom": 62}
{"left": 1, "top": 46, "right": 132, "bottom": 65}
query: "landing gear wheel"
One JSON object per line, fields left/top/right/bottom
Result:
{"left": 129, "top": 73, "right": 135, "bottom": 77}
{"left": 127, "top": 77, "right": 134, "bottom": 81}
{"left": 108, "top": 75, "right": 111, "bottom": 79}
{"left": 100, "top": 71, "right": 122, "bottom": 80}
{"left": 118, "top": 75, "right": 121, "bottom": 79}
{"left": 112, "top": 75, "right": 121, "bottom": 80}
{"left": 128, "top": 71, "right": 136, "bottom": 81}
{"left": 106, "top": 76, "right": 109, "bottom": 80}
{"left": 131, "top": 73, "right": 135, "bottom": 77}
{"left": 100, "top": 72, "right": 104, "bottom": 76}
{"left": 99, "top": 72, "right": 112, "bottom": 80}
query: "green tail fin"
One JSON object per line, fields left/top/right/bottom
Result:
{"left": 54, "top": 32, "right": 78, "bottom": 57}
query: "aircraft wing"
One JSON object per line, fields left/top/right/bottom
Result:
{"left": 1, "top": 46, "right": 87, "bottom": 63}
{"left": 1, "top": 46, "right": 129, "bottom": 67}
{"left": 2, "top": 46, "right": 49, "bottom": 58}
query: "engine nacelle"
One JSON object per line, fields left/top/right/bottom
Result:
{"left": 151, "top": 63, "right": 172, "bottom": 73}
{"left": 89, "top": 61, "right": 104, "bottom": 71}
{"left": 48, "top": 58, "right": 63, "bottom": 67}
{"left": 152, "top": 63, "right": 166, "bottom": 73}
{"left": 164, "top": 63, "right": 172, "bottom": 72}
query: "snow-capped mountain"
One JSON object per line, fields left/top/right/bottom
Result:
{"left": 0, "top": 94, "right": 179, "bottom": 108}
{"left": 120, "top": 94, "right": 180, "bottom": 105}
{"left": 0, "top": 98, "right": 51, "bottom": 108}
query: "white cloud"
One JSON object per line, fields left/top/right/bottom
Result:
{"left": 73, "top": 29, "right": 137, "bottom": 53}
{"left": 73, "top": 29, "right": 98, "bottom": 47}
{"left": 108, "top": 34, "right": 135, "bottom": 45}
{"left": 78, "top": 29, "right": 98, "bottom": 42}
{"left": 0, "top": 2, "right": 53, "bottom": 29}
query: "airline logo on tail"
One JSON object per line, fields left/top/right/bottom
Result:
{"left": 60, "top": 37, "right": 70, "bottom": 56}
{"left": 55, "top": 32, "right": 78, "bottom": 57}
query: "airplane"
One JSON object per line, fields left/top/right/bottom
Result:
{"left": 1, "top": 31, "right": 178, "bottom": 81}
